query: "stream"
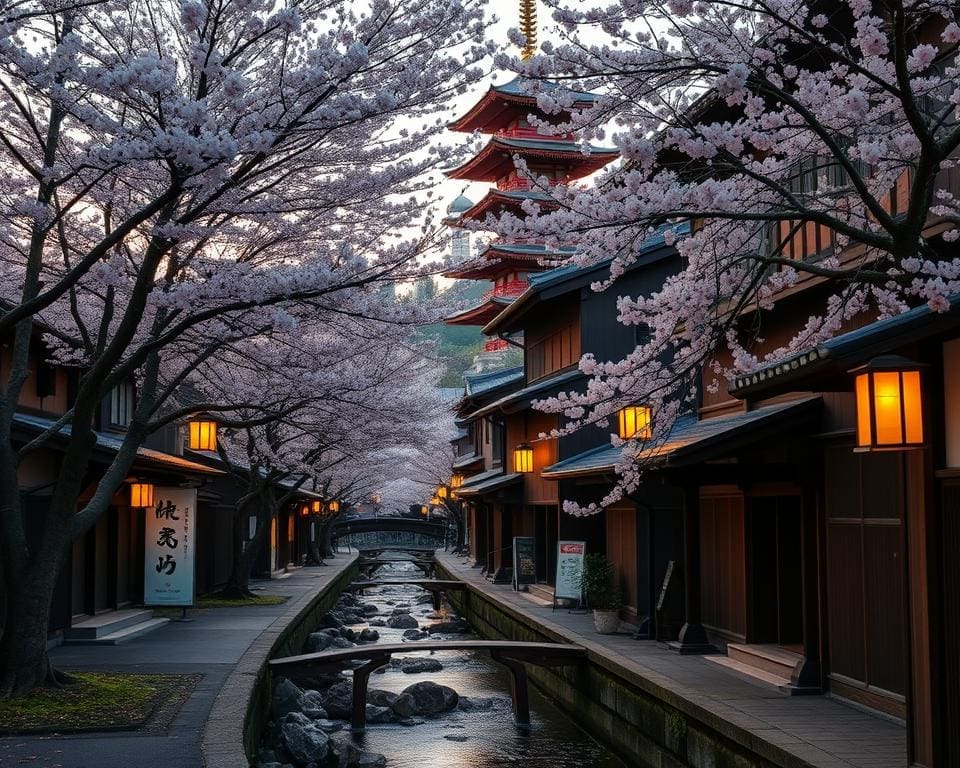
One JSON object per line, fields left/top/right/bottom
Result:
{"left": 261, "top": 556, "right": 627, "bottom": 768}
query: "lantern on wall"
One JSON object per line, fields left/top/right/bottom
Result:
{"left": 188, "top": 418, "right": 218, "bottom": 451}
{"left": 851, "top": 356, "right": 925, "bottom": 451}
{"left": 299, "top": 503, "right": 310, "bottom": 517}
{"left": 617, "top": 405, "right": 652, "bottom": 440}
{"left": 437, "top": 485, "right": 448, "bottom": 499}
{"left": 514, "top": 443, "right": 534, "bottom": 473}
{"left": 328, "top": 500, "right": 340, "bottom": 514}
{"left": 311, "top": 500, "right": 323, "bottom": 514}
{"left": 130, "top": 482, "right": 155, "bottom": 508}
{"left": 451, "top": 474, "right": 464, "bottom": 488}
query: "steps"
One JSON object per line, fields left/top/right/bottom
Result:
{"left": 525, "top": 583, "right": 555, "bottom": 604}
{"left": 706, "top": 643, "right": 803, "bottom": 692}
{"left": 65, "top": 609, "right": 169, "bottom": 645}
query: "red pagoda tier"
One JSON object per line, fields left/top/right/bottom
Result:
{"left": 442, "top": 76, "right": 617, "bottom": 329}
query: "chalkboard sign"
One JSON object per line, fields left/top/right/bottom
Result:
{"left": 513, "top": 537, "right": 537, "bottom": 590}
{"left": 656, "top": 560, "right": 676, "bottom": 612}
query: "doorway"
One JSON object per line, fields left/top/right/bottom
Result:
{"left": 747, "top": 496, "right": 803, "bottom": 647}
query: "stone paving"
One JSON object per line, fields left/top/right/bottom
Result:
{"left": 436, "top": 551, "right": 907, "bottom": 768}
{"left": 0, "top": 557, "right": 356, "bottom": 768}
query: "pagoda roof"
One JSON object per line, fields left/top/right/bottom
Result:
{"left": 445, "top": 137, "right": 618, "bottom": 183}
{"left": 444, "top": 243, "right": 574, "bottom": 280}
{"left": 449, "top": 77, "right": 600, "bottom": 134}
{"left": 443, "top": 295, "right": 515, "bottom": 326}
{"left": 457, "top": 188, "right": 558, "bottom": 223}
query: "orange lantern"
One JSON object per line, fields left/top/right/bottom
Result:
{"left": 188, "top": 418, "right": 218, "bottom": 451}
{"left": 514, "top": 443, "right": 534, "bottom": 473}
{"left": 130, "top": 482, "right": 155, "bottom": 508}
{"left": 851, "top": 356, "right": 925, "bottom": 451}
{"left": 328, "top": 500, "right": 340, "bottom": 514}
{"left": 617, "top": 405, "right": 652, "bottom": 440}
{"left": 311, "top": 500, "right": 323, "bottom": 514}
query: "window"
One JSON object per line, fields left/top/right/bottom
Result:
{"left": 491, "top": 421, "right": 504, "bottom": 467}
{"left": 109, "top": 382, "right": 135, "bottom": 427}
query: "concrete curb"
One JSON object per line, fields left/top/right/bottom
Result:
{"left": 201, "top": 555, "right": 357, "bottom": 768}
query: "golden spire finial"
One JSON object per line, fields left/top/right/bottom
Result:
{"left": 519, "top": 0, "right": 538, "bottom": 60}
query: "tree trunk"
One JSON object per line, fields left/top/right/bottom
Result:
{"left": 0, "top": 564, "right": 67, "bottom": 697}
{"left": 218, "top": 503, "right": 273, "bottom": 599}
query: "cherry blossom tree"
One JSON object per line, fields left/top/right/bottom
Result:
{"left": 0, "top": 0, "right": 491, "bottom": 696}
{"left": 494, "top": 1, "right": 960, "bottom": 513}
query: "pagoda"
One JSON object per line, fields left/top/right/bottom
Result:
{"left": 442, "top": 0, "right": 618, "bottom": 351}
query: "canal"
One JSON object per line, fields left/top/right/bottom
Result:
{"left": 264, "top": 556, "right": 626, "bottom": 767}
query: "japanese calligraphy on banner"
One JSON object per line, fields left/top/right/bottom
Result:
{"left": 144, "top": 487, "right": 196, "bottom": 606}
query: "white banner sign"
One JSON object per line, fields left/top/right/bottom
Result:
{"left": 554, "top": 540, "right": 586, "bottom": 601}
{"left": 144, "top": 487, "right": 196, "bottom": 606}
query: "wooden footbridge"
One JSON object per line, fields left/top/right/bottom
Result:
{"left": 357, "top": 557, "right": 435, "bottom": 578}
{"left": 346, "top": 579, "right": 465, "bottom": 610}
{"left": 357, "top": 546, "right": 436, "bottom": 558}
{"left": 270, "top": 640, "right": 587, "bottom": 729}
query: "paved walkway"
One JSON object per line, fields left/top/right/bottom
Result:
{"left": 0, "top": 557, "right": 356, "bottom": 768}
{"left": 436, "top": 552, "right": 907, "bottom": 768}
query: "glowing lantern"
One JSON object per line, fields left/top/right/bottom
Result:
{"left": 311, "top": 500, "right": 323, "bottom": 514}
{"left": 437, "top": 486, "right": 448, "bottom": 499}
{"left": 617, "top": 405, "right": 652, "bottom": 440}
{"left": 514, "top": 443, "right": 534, "bottom": 473}
{"left": 188, "top": 418, "right": 218, "bottom": 451}
{"left": 328, "top": 500, "right": 341, "bottom": 514}
{"left": 451, "top": 474, "right": 464, "bottom": 488}
{"left": 851, "top": 356, "right": 925, "bottom": 451}
{"left": 130, "top": 482, "right": 155, "bottom": 508}
{"left": 299, "top": 503, "right": 310, "bottom": 517}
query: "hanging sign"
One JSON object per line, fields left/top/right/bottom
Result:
{"left": 144, "top": 487, "right": 196, "bottom": 607}
{"left": 512, "top": 536, "right": 537, "bottom": 590}
{"left": 554, "top": 540, "right": 586, "bottom": 605}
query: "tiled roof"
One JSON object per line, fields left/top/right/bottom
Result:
{"left": 542, "top": 396, "right": 821, "bottom": 478}
{"left": 468, "top": 368, "right": 585, "bottom": 420}
{"left": 730, "top": 294, "right": 960, "bottom": 397}
{"left": 492, "top": 77, "right": 599, "bottom": 102}
{"left": 452, "top": 452, "right": 484, "bottom": 470}
{"left": 464, "top": 366, "right": 524, "bottom": 397}
{"left": 13, "top": 413, "right": 224, "bottom": 475}
{"left": 456, "top": 469, "right": 522, "bottom": 497}
{"left": 495, "top": 137, "right": 618, "bottom": 155}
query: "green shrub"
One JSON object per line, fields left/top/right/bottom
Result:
{"left": 579, "top": 553, "right": 621, "bottom": 610}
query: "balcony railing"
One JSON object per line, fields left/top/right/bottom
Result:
{"left": 482, "top": 280, "right": 528, "bottom": 302}
{"left": 497, "top": 127, "right": 575, "bottom": 141}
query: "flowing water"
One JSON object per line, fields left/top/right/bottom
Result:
{"left": 326, "top": 556, "right": 627, "bottom": 768}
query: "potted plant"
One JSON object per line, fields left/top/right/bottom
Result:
{"left": 579, "top": 553, "right": 621, "bottom": 634}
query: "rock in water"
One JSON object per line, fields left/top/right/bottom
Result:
{"left": 330, "top": 733, "right": 387, "bottom": 768}
{"left": 401, "top": 681, "right": 459, "bottom": 715}
{"left": 386, "top": 613, "right": 419, "bottom": 629}
{"left": 365, "top": 704, "right": 394, "bottom": 724}
{"left": 402, "top": 629, "right": 428, "bottom": 641}
{"left": 366, "top": 689, "right": 398, "bottom": 708}
{"left": 399, "top": 658, "right": 443, "bottom": 674}
{"left": 280, "top": 712, "right": 331, "bottom": 765}
{"left": 322, "top": 681, "right": 354, "bottom": 719}
{"left": 360, "top": 604, "right": 379, "bottom": 617}
{"left": 358, "top": 628, "right": 379, "bottom": 642}
{"left": 426, "top": 619, "right": 469, "bottom": 634}
{"left": 272, "top": 679, "right": 304, "bottom": 722}
{"left": 298, "top": 689, "right": 328, "bottom": 719}
{"left": 390, "top": 692, "right": 417, "bottom": 718}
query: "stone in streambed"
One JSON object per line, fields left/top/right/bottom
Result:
{"left": 272, "top": 678, "right": 303, "bottom": 722}
{"left": 368, "top": 619, "right": 386, "bottom": 627}
{"left": 358, "top": 628, "right": 379, "bottom": 642}
{"left": 359, "top": 604, "right": 379, "bottom": 617}
{"left": 401, "top": 681, "right": 458, "bottom": 715}
{"left": 426, "top": 619, "right": 469, "bottom": 634}
{"left": 321, "top": 681, "right": 354, "bottom": 719}
{"left": 280, "top": 712, "right": 331, "bottom": 765}
{"left": 386, "top": 613, "right": 419, "bottom": 629}
{"left": 399, "top": 657, "right": 443, "bottom": 674}
{"left": 298, "top": 689, "right": 328, "bottom": 719}
{"left": 402, "top": 629, "right": 429, "bottom": 641}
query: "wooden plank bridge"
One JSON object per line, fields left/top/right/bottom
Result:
{"left": 346, "top": 579, "right": 465, "bottom": 610}
{"left": 356, "top": 558, "right": 436, "bottom": 578}
{"left": 357, "top": 546, "right": 436, "bottom": 558}
{"left": 270, "top": 640, "right": 587, "bottom": 729}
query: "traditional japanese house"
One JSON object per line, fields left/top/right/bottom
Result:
{"left": 480, "top": 228, "right": 683, "bottom": 624}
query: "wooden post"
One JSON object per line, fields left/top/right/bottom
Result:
{"left": 490, "top": 651, "right": 530, "bottom": 725}
{"left": 674, "top": 484, "right": 713, "bottom": 653}
{"left": 350, "top": 655, "right": 391, "bottom": 730}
